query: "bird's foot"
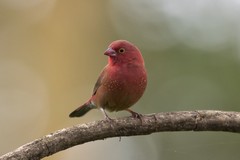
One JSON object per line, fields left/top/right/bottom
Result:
{"left": 99, "top": 108, "right": 116, "bottom": 131}
{"left": 131, "top": 111, "right": 143, "bottom": 119}
{"left": 125, "top": 109, "right": 143, "bottom": 123}
{"left": 100, "top": 108, "right": 114, "bottom": 121}
{"left": 104, "top": 114, "right": 113, "bottom": 121}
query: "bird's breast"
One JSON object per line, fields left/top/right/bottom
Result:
{"left": 99, "top": 65, "right": 147, "bottom": 111}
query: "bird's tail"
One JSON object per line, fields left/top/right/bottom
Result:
{"left": 69, "top": 100, "right": 95, "bottom": 117}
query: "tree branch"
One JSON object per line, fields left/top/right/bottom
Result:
{"left": 1, "top": 110, "right": 240, "bottom": 160}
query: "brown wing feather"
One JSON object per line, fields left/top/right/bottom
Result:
{"left": 92, "top": 66, "right": 107, "bottom": 96}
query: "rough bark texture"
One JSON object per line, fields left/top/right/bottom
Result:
{"left": 1, "top": 110, "right": 240, "bottom": 160}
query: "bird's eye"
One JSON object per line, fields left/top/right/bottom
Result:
{"left": 118, "top": 48, "right": 125, "bottom": 53}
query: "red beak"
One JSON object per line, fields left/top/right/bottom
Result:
{"left": 104, "top": 48, "right": 117, "bottom": 57}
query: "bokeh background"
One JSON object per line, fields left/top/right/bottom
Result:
{"left": 1, "top": 0, "right": 240, "bottom": 160}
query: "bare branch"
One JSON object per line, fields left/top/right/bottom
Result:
{"left": 1, "top": 110, "right": 240, "bottom": 160}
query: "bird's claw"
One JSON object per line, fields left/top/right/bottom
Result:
{"left": 131, "top": 112, "right": 142, "bottom": 119}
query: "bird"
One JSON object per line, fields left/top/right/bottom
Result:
{"left": 69, "top": 40, "right": 147, "bottom": 120}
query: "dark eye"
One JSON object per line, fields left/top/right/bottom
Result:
{"left": 118, "top": 48, "right": 125, "bottom": 53}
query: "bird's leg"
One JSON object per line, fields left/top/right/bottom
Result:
{"left": 100, "top": 108, "right": 112, "bottom": 121}
{"left": 125, "top": 109, "right": 142, "bottom": 119}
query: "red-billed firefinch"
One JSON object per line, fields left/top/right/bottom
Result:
{"left": 69, "top": 40, "right": 147, "bottom": 119}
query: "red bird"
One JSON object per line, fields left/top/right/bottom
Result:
{"left": 69, "top": 40, "right": 147, "bottom": 119}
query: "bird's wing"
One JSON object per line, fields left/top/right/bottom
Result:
{"left": 92, "top": 66, "right": 108, "bottom": 96}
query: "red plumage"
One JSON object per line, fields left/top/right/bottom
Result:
{"left": 69, "top": 40, "right": 147, "bottom": 119}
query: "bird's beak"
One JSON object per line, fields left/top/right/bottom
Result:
{"left": 104, "top": 48, "right": 117, "bottom": 57}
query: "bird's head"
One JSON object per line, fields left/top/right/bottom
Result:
{"left": 104, "top": 40, "right": 144, "bottom": 66}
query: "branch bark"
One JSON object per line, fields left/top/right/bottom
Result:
{"left": 1, "top": 110, "right": 240, "bottom": 160}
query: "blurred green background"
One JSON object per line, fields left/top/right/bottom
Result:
{"left": 1, "top": 0, "right": 240, "bottom": 160}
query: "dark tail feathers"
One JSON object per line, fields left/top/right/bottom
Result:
{"left": 69, "top": 101, "right": 95, "bottom": 117}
